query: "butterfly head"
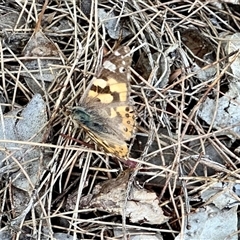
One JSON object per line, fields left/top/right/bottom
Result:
{"left": 72, "top": 107, "right": 91, "bottom": 124}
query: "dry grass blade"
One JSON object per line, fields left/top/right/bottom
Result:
{"left": 1, "top": 0, "right": 240, "bottom": 239}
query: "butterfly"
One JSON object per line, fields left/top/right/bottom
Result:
{"left": 72, "top": 46, "right": 135, "bottom": 158}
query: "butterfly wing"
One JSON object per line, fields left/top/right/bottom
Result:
{"left": 73, "top": 46, "right": 135, "bottom": 158}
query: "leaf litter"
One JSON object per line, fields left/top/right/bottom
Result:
{"left": 21, "top": 0, "right": 62, "bottom": 94}
{"left": 1, "top": 1, "right": 240, "bottom": 240}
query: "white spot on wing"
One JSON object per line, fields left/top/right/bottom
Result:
{"left": 119, "top": 67, "right": 126, "bottom": 73}
{"left": 114, "top": 50, "right": 121, "bottom": 56}
{"left": 103, "top": 60, "right": 117, "bottom": 72}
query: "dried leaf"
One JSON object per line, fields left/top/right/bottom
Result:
{"left": 224, "top": 33, "right": 240, "bottom": 78}
{"left": 175, "top": 205, "right": 238, "bottom": 240}
{"left": 113, "top": 228, "right": 163, "bottom": 240}
{"left": 181, "top": 29, "right": 215, "bottom": 67}
{"left": 0, "top": 94, "right": 48, "bottom": 191}
{"left": 53, "top": 233, "right": 77, "bottom": 240}
{"left": 21, "top": 1, "right": 62, "bottom": 94}
{"left": 200, "top": 181, "right": 238, "bottom": 209}
{"left": 0, "top": 12, "right": 25, "bottom": 30}
{"left": 198, "top": 93, "right": 240, "bottom": 141}
{"left": 98, "top": 8, "right": 131, "bottom": 39}
{"left": 135, "top": 45, "right": 178, "bottom": 87}
{"left": 22, "top": 30, "right": 62, "bottom": 94}
{"left": 182, "top": 29, "right": 216, "bottom": 81}
{"left": 89, "top": 170, "right": 169, "bottom": 225}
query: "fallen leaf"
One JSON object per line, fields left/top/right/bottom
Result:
{"left": 21, "top": 1, "right": 62, "bottom": 94}
{"left": 0, "top": 94, "right": 48, "bottom": 192}
{"left": 175, "top": 205, "right": 238, "bottom": 240}
{"left": 89, "top": 170, "right": 169, "bottom": 225}
{"left": 98, "top": 8, "right": 131, "bottom": 40}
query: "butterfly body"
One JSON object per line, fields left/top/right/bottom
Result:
{"left": 72, "top": 46, "right": 135, "bottom": 158}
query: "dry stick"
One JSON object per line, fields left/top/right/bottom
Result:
{"left": 149, "top": 124, "right": 240, "bottom": 161}
{"left": 131, "top": 0, "right": 161, "bottom": 50}
{"left": 25, "top": 0, "right": 58, "bottom": 144}
{"left": 164, "top": 3, "right": 205, "bottom": 27}
{"left": 127, "top": 4, "right": 162, "bottom": 77}
{"left": 123, "top": 87, "right": 157, "bottom": 238}
{"left": 159, "top": 72, "right": 186, "bottom": 199}
{"left": 181, "top": 49, "right": 240, "bottom": 143}
{"left": 205, "top": 40, "right": 222, "bottom": 138}
{"left": 24, "top": 212, "right": 177, "bottom": 234}
{"left": 173, "top": 0, "right": 209, "bottom": 29}
{"left": 0, "top": 140, "right": 175, "bottom": 173}
{"left": 200, "top": 1, "right": 236, "bottom": 32}
{"left": 172, "top": 68, "right": 187, "bottom": 226}
{"left": 225, "top": 4, "right": 240, "bottom": 30}
{"left": 159, "top": 50, "right": 240, "bottom": 201}
{"left": 34, "top": 0, "right": 49, "bottom": 33}
{"left": 84, "top": 0, "right": 95, "bottom": 75}
{"left": 71, "top": 152, "right": 91, "bottom": 239}
{"left": 48, "top": 43, "right": 82, "bottom": 127}
{"left": 178, "top": 195, "right": 185, "bottom": 240}
{"left": 0, "top": 39, "right": 8, "bottom": 103}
